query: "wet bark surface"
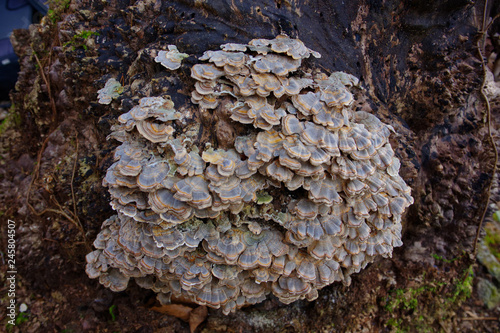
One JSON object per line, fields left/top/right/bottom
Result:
{"left": 1, "top": 0, "right": 499, "bottom": 332}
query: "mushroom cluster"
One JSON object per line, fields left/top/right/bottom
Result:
{"left": 86, "top": 35, "right": 413, "bottom": 314}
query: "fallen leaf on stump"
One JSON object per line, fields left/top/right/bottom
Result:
{"left": 189, "top": 305, "right": 208, "bottom": 333}
{"left": 151, "top": 304, "right": 208, "bottom": 332}
{"left": 151, "top": 303, "right": 192, "bottom": 321}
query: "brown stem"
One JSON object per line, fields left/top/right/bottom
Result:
{"left": 472, "top": 2, "right": 500, "bottom": 257}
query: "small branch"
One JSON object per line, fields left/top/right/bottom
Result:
{"left": 26, "top": 133, "right": 90, "bottom": 252}
{"left": 42, "top": 237, "right": 59, "bottom": 243}
{"left": 461, "top": 317, "right": 498, "bottom": 321}
{"left": 33, "top": 51, "right": 57, "bottom": 124}
{"left": 26, "top": 134, "right": 51, "bottom": 213}
{"left": 472, "top": 4, "right": 500, "bottom": 258}
{"left": 25, "top": 26, "right": 91, "bottom": 253}
{"left": 52, "top": 198, "right": 89, "bottom": 251}
{"left": 71, "top": 136, "right": 79, "bottom": 221}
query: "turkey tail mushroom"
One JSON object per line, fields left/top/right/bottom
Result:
{"left": 87, "top": 35, "right": 414, "bottom": 314}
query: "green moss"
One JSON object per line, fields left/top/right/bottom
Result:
{"left": 47, "top": 0, "right": 71, "bottom": 23}
{"left": 0, "top": 106, "right": 22, "bottom": 135}
{"left": 385, "top": 286, "right": 426, "bottom": 313}
{"left": 383, "top": 265, "right": 474, "bottom": 332}
{"left": 63, "top": 31, "right": 99, "bottom": 51}
{"left": 5, "top": 312, "right": 29, "bottom": 331}
{"left": 493, "top": 210, "right": 500, "bottom": 223}
{"left": 15, "top": 312, "right": 29, "bottom": 325}
{"left": 256, "top": 191, "right": 273, "bottom": 204}
{"left": 386, "top": 318, "right": 406, "bottom": 333}
{"left": 484, "top": 228, "right": 500, "bottom": 261}
{"left": 432, "top": 253, "right": 460, "bottom": 264}
{"left": 447, "top": 266, "right": 473, "bottom": 304}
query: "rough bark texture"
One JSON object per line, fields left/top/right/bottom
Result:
{"left": 1, "top": 0, "right": 499, "bottom": 332}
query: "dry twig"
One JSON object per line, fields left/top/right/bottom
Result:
{"left": 71, "top": 136, "right": 80, "bottom": 221}
{"left": 27, "top": 48, "right": 89, "bottom": 251}
{"left": 33, "top": 51, "right": 57, "bottom": 124}
{"left": 473, "top": 1, "right": 500, "bottom": 257}
{"left": 461, "top": 316, "right": 498, "bottom": 321}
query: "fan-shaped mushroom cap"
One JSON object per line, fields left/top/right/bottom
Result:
{"left": 230, "top": 104, "right": 254, "bottom": 124}
{"left": 209, "top": 176, "right": 243, "bottom": 204}
{"left": 109, "top": 187, "right": 148, "bottom": 210}
{"left": 228, "top": 74, "right": 256, "bottom": 96}
{"left": 307, "top": 177, "right": 342, "bottom": 205}
{"left": 307, "top": 146, "right": 330, "bottom": 166}
{"left": 149, "top": 189, "right": 193, "bottom": 220}
{"left": 239, "top": 176, "right": 266, "bottom": 202}
{"left": 221, "top": 43, "right": 248, "bottom": 52}
{"left": 202, "top": 148, "right": 241, "bottom": 178}
{"left": 191, "top": 64, "right": 226, "bottom": 81}
{"left": 134, "top": 209, "right": 162, "bottom": 224}
{"left": 292, "top": 199, "right": 319, "bottom": 220}
{"left": 278, "top": 150, "right": 302, "bottom": 170}
{"left": 212, "top": 230, "right": 246, "bottom": 262}
{"left": 117, "top": 159, "right": 143, "bottom": 177}
{"left": 125, "top": 97, "right": 179, "bottom": 122}
{"left": 344, "top": 178, "right": 368, "bottom": 197}
{"left": 116, "top": 221, "right": 142, "bottom": 257}
{"left": 136, "top": 120, "right": 172, "bottom": 142}
{"left": 191, "top": 92, "right": 219, "bottom": 109}
{"left": 261, "top": 34, "right": 321, "bottom": 60}
{"left": 206, "top": 165, "right": 228, "bottom": 186}
{"left": 152, "top": 225, "right": 185, "bottom": 250}
{"left": 338, "top": 127, "right": 357, "bottom": 153}
{"left": 254, "top": 130, "right": 283, "bottom": 162}
{"left": 294, "top": 160, "right": 324, "bottom": 178}
{"left": 137, "top": 162, "right": 170, "bottom": 191}
{"left": 155, "top": 45, "right": 189, "bottom": 70}
{"left": 200, "top": 50, "right": 247, "bottom": 68}
{"left": 251, "top": 73, "right": 283, "bottom": 97}
{"left": 173, "top": 176, "right": 212, "bottom": 209}
{"left": 313, "top": 108, "right": 345, "bottom": 130}
{"left": 108, "top": 171, "right": 137, "bottom": 188}
{"left": 238, "top": 244, "right": 260, "bottom": 269}
{"left": 195, "top": 282, "right": 236, "bottom": 308}
{"left": 100, "top": 269, "right": 130, "bottom": 292}
{"left": 252, "top": 54, "right": 301, "bottom": 76}
{"left": 176, "top": 152, "right": 205, "bottom": 177}
{"left": 98, "top": 78, "right": 123, "bottom": 105}
{"left": 278, "top": 275, "right": 311, "bottom": 297}
{"left": 282, "top": 115, "right": 304, "bottom": 136}
{"left": 320, "top": 85, "right": 354, "bottom": 107}
{"left": 292, "top": 92, "right": 323, "bottom": 116}
{"left": 300, "top": 122, "right": 328, "bottom": 147}
{"left": 266, "top": 160, "right": 294, "bottom": 182}
{"left": 194, "top": 80, "right": 217, "bottom": 95}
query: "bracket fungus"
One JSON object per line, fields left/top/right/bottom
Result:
{"left": 97, "top": 78, "right": 123, "bottom": 104}
{"left": 87, "top": 35, "right": 413, "bottom": 314}
{"left": 155, "top": 45, "right": 189, "bottom": 70}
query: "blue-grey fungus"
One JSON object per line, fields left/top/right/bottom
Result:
{"left": 87, "top": 35, "right": 413, "bottom": 314}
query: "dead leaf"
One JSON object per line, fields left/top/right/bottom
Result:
{"left": 189, "top": 305, "right": 208, "bottom": 333}
{"left": 149, "top": 302, "right": 207, "bottom": 332}
{"left": 150, "top": 303, "right": 193, "bottom": 322}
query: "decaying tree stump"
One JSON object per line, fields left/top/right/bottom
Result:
{"left": 2, "top": 0, "right": 498, "bottom": 331}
